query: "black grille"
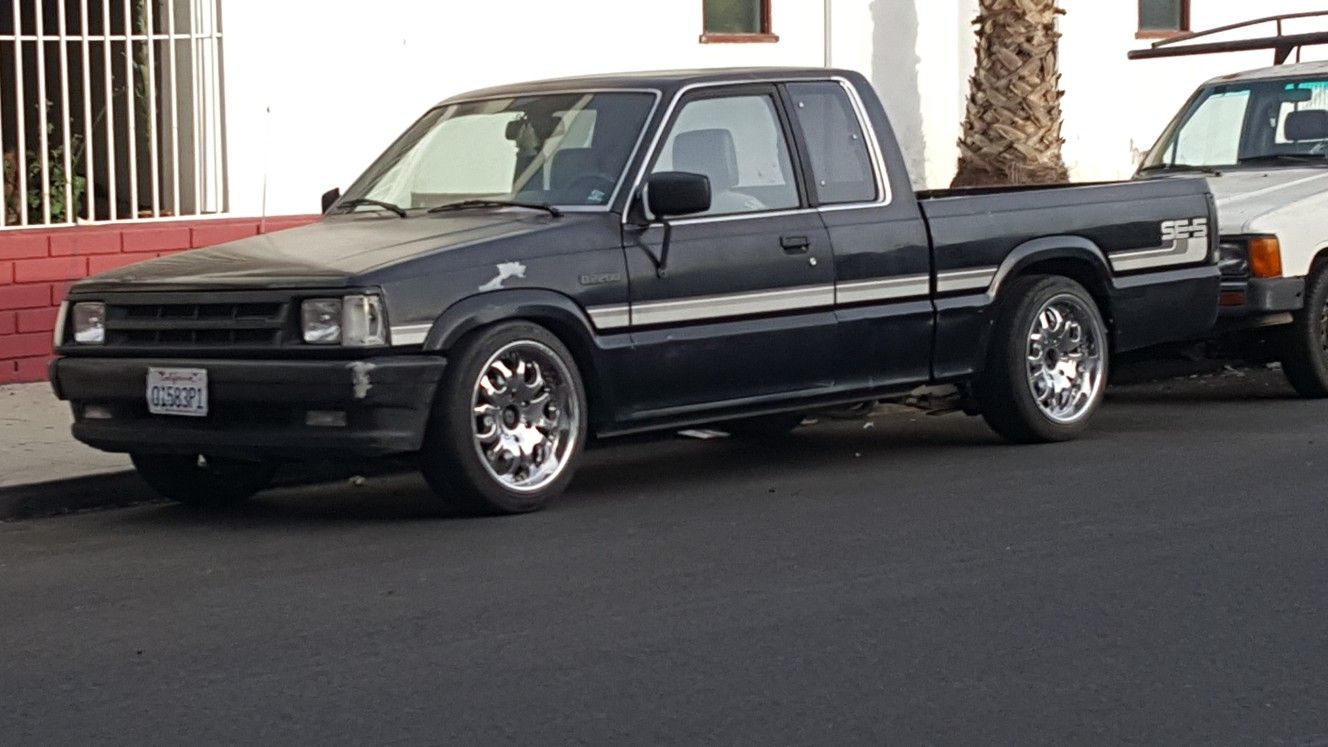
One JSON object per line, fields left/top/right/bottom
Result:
{"left": 104, "top": 297, "right": 291, "bottom": 348}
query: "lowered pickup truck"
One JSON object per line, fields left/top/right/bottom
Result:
{"left": 51, "top": 68, "right": 1220, "bottom": 514}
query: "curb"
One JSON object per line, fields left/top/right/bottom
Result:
{"left": 0, "top": 459, "right": 414, "bottom": 521}
{"left": 0, "top": 471, "right": 157, "bottom": 521}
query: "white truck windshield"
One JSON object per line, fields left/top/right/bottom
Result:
{"left": 1142, "top": 78, "right": 1328, "bottom": 171}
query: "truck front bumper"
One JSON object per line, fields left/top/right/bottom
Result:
{"left": 1221, "top": 277, "right": 1305, "bottom": 314}
{"left": 1215, "top": 277, "right": 1304, "bottom": 331}
{"left": 50, "top": 355, "right": 446, "bottom": 460}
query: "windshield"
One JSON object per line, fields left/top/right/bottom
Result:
{"left": 340, "top": 92, "right": 656, "bottom": 211}
{"left": 1142, "top": 77, "right": 1328, "bottom": 172}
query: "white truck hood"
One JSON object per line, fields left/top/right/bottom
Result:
{"left": 1207, "top": 168, "right": 1328, "bottom": 234}
{"left": 1198, "top": 168, "right": 1328, "bottom": 276}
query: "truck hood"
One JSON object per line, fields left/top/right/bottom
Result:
{"left": 1207, "top": 168, "right": 1328, "bottom": 235}
{"left": 74, "top": 212, "right": 573, "bottom": 291}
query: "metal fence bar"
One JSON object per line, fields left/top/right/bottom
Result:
{"left": 213, "top": 0, "right": 227, "bottom": 214}
{"left": 190, "top": 0, "right": 202, "bottom": 215}
{"left": 0, "top": 10, "right": 6, "bottom": 229}
{"left": 101, "top": 0, "right": 117, "bottom": 221}
{"left": 35, "top": 0, "right": 50, "bottom": 225}
{"left": 79, "top": 0, "right": 95, "bottom": 221}
{"left": 13, "top": 0, "right": 28, "bottom": 226}
{"left": 145, "top": 0, "right": 159, "bottom": 217}
{"left": 57, "top": 0, "right": 74, "bottom": 224}
{"left": 123, "top": 0, "right": 139, "bottom": 219}
{"left": 208, "top": 0, "right": 222, "bottom": 213}
{"left": 167, "top": 0, "right": 181, "bottom": 216}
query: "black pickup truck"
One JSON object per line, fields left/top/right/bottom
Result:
{"left": 51, "top": 68, "right": 1220, "bottom": 514}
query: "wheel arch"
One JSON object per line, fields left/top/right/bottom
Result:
{"left": 422, "top": 289, "right": 614, "bottom": 426}
{"left": 988, "top": 236, "right": 1116, "bottom": 338}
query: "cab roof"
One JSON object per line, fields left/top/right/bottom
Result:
{"left": 1203, "top": 59, "right": 1328, "bottom": 86}
{"left": 440, "top": 67, "right": 859, "bottom": 104}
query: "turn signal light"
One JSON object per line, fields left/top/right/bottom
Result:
{"left": 1248, "top": 237, "right": 1283, "bottom": 278}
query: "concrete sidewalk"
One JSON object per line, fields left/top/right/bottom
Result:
{"left": 0, "top": 383, "right": 148, "bottom": 519}
{"left": 1, "top": 383, "right": 131, "bottom": 489}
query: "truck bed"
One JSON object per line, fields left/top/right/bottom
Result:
{"left": 915, "top": 177, "right": 1220, "bottom": 379}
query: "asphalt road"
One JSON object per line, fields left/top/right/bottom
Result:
{"left": 2, "top": 368, "right": 1326, "bottom": 745}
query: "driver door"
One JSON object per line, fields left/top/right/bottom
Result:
{"left": 620, "top": 85, "right": 838, "bottom": 418}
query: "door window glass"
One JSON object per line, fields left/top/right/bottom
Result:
{"left": 786, "top": 82, "right": 878, "bottom": 204}
{"left": 652, "top": 94, "right": 799, "bottom": 216}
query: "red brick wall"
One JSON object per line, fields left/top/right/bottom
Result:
{"left": 0, "top": 215, "right": 319, "bottom": 384}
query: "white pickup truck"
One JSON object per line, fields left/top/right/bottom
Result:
{"left": 1138, "top": 60, "right": 1328, "bottom": 396}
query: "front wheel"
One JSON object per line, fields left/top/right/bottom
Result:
{"left": 976, "top": 275, "right": 1109, "bottom": 443}
{"left": 1280, "top": 264, "right": 1328, "bottom": 398}
{"left": 131, "top": 453, "right": 275, "bottom": 508}
{"left": 420, "top": 322, "right": 587, "bottom": 515}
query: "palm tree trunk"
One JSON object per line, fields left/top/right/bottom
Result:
{"left": 952, "top": 0, "right": 1069, "bottom": 188}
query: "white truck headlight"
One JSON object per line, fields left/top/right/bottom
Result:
{"left": 302, "top": 295, "right": 387, "bottom": 346}
{"left": 72, "top": 302, "right": 106, "bottom": 344}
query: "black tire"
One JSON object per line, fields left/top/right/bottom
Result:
{"left": 720, "top": 412, "right": 805, "bottom": 437}
{"left": 420, "top": 321, "right": 588, "bottom": 515}
{"left": 131, "top": 453, "right": 275, "bottom": 508}
{"left": 1281, "top": 263, "right": 1328, "bottom": 398}
{"left": 976, "top": 275, "right": 1110, "bottom": 443}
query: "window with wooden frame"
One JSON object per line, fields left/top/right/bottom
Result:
{"left": 701, "top": 0, "right": 777, "bottom": 44}
{"left": 1138, "top": 0, "right": 1191, "bottom": 39}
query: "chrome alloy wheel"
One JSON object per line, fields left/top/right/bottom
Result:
{"left": 470, "top": 340, "right": 580, "bottom": 493}
{"left": 1024, "top": 293, "right": 1106, "bottom": 424}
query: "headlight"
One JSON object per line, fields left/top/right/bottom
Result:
{"left": 301, "top": 295, "right": 387, "bottom": 346}
{"left": 72, "top": 302, "right": 106, "bottom": 345}
{"left": 1218, "top": 241, "right": 1249, "bottom": 278}
{"left": 301, "top": 298, "right": 343, "bottom": 344}
{"left": 342, "top": 294, "right": 386, "bottom": 347}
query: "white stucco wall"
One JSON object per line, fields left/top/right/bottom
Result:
{"left": 220, "top": 0, "right": 830, "bottom": 217}
{"left": 218, "top": 0, "right": 1328, "bottom": 214}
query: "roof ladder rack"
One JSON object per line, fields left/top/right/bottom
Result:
{"left": 1129, "top": 11, "right": 1328, "bottom": 65}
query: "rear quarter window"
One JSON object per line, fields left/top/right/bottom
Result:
{"left": 786, "top": 82, "right": 878, "bottom": 205}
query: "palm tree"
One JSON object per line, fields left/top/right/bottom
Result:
{"left": 952, "top": 0, "right": 1069, "bottom": 187}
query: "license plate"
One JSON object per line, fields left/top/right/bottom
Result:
{"left": 146, "top": 367, "right": 209, "bottom": 417}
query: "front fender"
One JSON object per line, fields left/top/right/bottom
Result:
{"left": 421, "top": 289, "right": 626, "bottom": 428}
{"left": 422, "top": 289, "right": 598, "bottom": 352}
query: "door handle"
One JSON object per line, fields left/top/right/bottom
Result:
{"left": 781, "top": 235, "right": 811, "bottom": 253}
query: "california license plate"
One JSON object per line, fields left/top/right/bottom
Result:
{"left": 146, "top": 367, "right": 209, "bottom": 417}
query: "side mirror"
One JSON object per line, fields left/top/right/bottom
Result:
{"left": 633, "top": 172, "right": 710, "bottom": 279}
{"left": 321, "top": 187, "right": 342, "bottom": 213}
{"left": 644, "top": 171, "right": 711, "bottom": 219}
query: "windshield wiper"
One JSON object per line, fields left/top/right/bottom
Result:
{"left": 1138, "top": 163, "right": 1223, "bottom": 176}
{"left": 1236, "top": 154, "right": 1328, "bottom": 166}
{"left": 334, "top": 198, "right": 408, "bottom": 218}
{"left": 427, "top": 199, "right": 563, "bottom": 218}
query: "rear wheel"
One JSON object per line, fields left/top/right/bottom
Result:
{"left": 131, "top": 453, "right": 275, "bottom": 508}
{"left": 1280, "top": 264, "right": 1328, "bottom": 398}
{"left": 977, "top": 275, "right": 1109, "bottom": 443}
{"left": 420, "top": 322, "right": 587, "bottom": 515}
